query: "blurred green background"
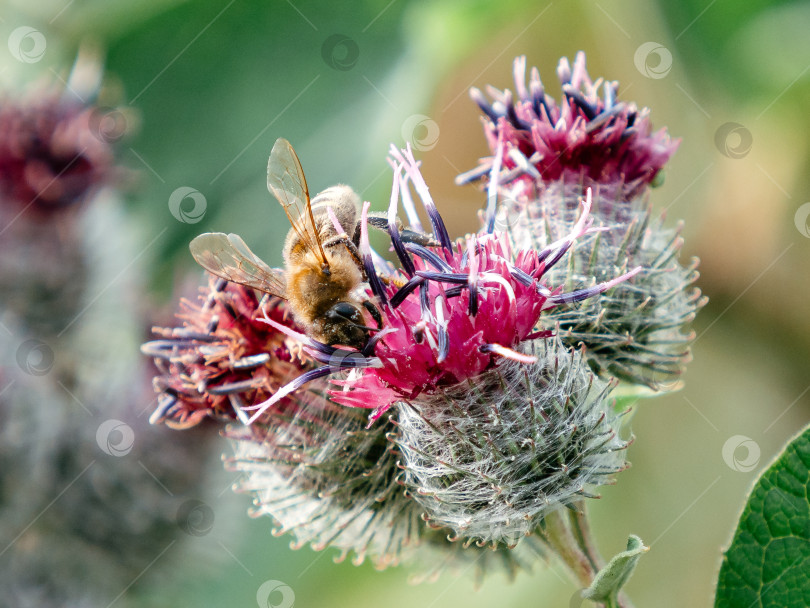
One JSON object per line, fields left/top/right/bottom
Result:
{"left": 2, "top": 0, "right": 809, "bottom": 606}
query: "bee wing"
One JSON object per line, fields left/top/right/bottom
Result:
{"left": 190, "top": 232, "right": 287, "bottom": 297}
{"left": 267, "top": 138, "right": 328, "bottom": 267}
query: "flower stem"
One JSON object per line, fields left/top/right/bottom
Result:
{"left": 537, "top": 510, "right": 595, "bottom": 588}
{"left": 538, "top": 504, "right": 635, "bottom": 608}
{"left": 568, "top": 500, "right": 604, "bottom": 574}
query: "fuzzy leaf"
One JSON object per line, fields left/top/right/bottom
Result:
{"left": 582, "top": 535, "right": 648, "bottom": 601}
{"left": 715, "top": 425, "right": 810, "bottom": 608}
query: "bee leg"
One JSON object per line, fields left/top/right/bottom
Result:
{"left": 399, "top": 229, "right": 441, "bottom": 248}
{"left": 366, "top": 212, "right": 441, "bottom": 248}
{"left": 362, "top": 300, "right": 383, "bottom": 330}
{"left": 366, "top": 212, "right": 397, "bottom": 235}
{"left": 323, "top": 234, "right": 364, "bottom": 268}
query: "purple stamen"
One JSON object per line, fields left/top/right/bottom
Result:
{"left": 390, "top": 144, "right": 452, "bottom": 252}
{"left": 419, "top": 278, "right": 432, "bottom": 321}
{"left": 454, "top": 161, "right": 494, "bottom": 186}
{"left": 547, "top": 266, "right": 642, "bottom": 306}
{"left": 244, "top": 366, "right": 336, "bottom": 424}
{"left": 391, "top": 275, "right": 425, "bottom": 308}
{"left": 513, "top": 55, "right": 528, "bottom": 101}
{"left": 387, "top": 163, "right": 415, "bottom": 276}
{"left": 586, "top": 102, "right": 626, "bottom": 134}
{"left": 563, "top": 86, "right": 597, "bottom": 120}
{"left": 435, "top": 295, "right": 449, "bottom": 363}
{"left": 467, "top": 237, "right": 479, "bottom": 317}
{"left": 360, "top": 201, "right": 389, "bottom": 307}
{"left": 362, "top": 327, "right": 397, "bottom": 357}
{"left": 541, "top": 241, "right": 572, "bottom": 269}
{"left": 469, "top": 86, "right": 500, "bottom": 123}
{"left": 484, "top": 127, "right": 505, "bottom": 234}
{"left": 397, "top": 172, "right": 425, "bottom": 233}
{"left": 415, "top": 270, "right": 469, "bottom": 284}
{"left": 405, "top": 242, "right": 453, "bottom": 272}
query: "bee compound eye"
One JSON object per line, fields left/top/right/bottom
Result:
{"left": 329, "top": 302, "right": 362, "bottom": 322}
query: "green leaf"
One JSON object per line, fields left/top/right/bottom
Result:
{"left": 582, "top": 535, "right": 648, "bottom": 602}
{"left": 715, "top": 425, "right": 810, "bottom": 608}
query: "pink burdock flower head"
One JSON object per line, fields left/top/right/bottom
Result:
{"left": 458, "top": 52, "right": 680, "bottom": 201}
{"left": 142, "top": 277, "right": 313, "bottom": 428}
{"left": 246, "top": 144, "right": 638, "bottom": 426}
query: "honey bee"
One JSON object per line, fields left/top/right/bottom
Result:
{"left": 190, "top": 138, "right": 432, "bottom": 349}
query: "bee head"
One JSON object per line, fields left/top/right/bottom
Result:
{"left": 323, "top": 301, "right": 372, "bottom": 349}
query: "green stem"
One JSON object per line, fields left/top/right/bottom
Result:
{"left": 537, "top": 510, "right": 595, "bottom": 588}
{"left": 539, "top": 504, "right": 635, "bottom": 608}
{"left": 568, "top": 500, "right": 604, "bottom": 574}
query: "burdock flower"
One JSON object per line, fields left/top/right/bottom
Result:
{"left": 0, "top": 52, "right": 131, "bottom": 336}
{"left": 143, "top": 276, "right": 424, "bottom": 567}
{"left": 0, "top": 85, "right": 121, "bottom": 214}
{"left": 459, "top": 53, "right": 705, "bottom": 392}
{"left": 458, "top": 52, "right": 679, "bottom": 202}
{"left": 233, "top": 145, "right": 636, "bottom": 551}
{"left": 142, "top": 277, "right": 311, "bottom": 428}
{"left": 143, "top": 140, "right": 639, "bottom": 580}
{"left": 249, "top": 144, "right": 638, "bottom": 425}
